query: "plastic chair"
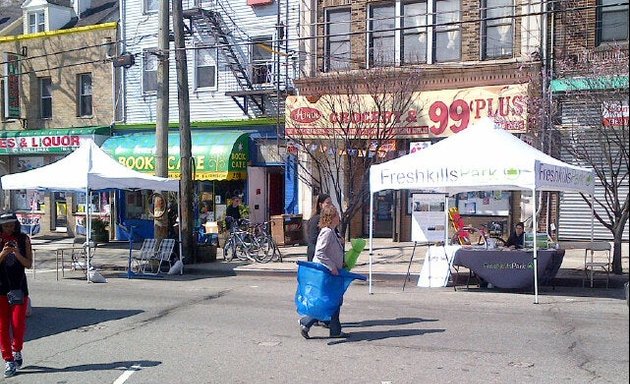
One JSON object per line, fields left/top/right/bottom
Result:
{"left": 582, "top": 241, "right": 612, "bottom": 288}
{"left": 144, "top": 238, "right": 176, "bottom": 275}
{"left": 131, "top": 238, "right": 158, "bottom": 273}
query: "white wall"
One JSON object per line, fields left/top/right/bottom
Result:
{"left": 247, "top": 166, "right": 267, "bottom": 223}
{"left": 121, "top": 0, "right": 301, "bottom": 124}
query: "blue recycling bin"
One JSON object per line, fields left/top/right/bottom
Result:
{"left": 295, "top": 261, "right": 366, "bottom": 321}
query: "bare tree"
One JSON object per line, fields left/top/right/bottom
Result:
{"left": 550, "top": 47, "right": 629, "bottom": 274}
{"left": 286, "top": 68, "right": 425, "bottom": 237}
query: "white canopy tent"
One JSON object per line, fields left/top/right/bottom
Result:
{"left": 368, "top": 119, "right": 595, "bottom": 302}
{"left": 1, "top": 139, "right": 179, "bottom": 278}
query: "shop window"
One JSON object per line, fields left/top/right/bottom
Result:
{"left": 77, "top": 73, "right": 92, "bottom": 117}
{"left": 481, "top": 0, "right": 514, "bottom": 59}
{"left": 596, "top": 0, "right": 629, "bottom": 45}
{"left": 76, "top": 192, "right": 111, "bottom": 214}
{"left": 325, "top": 8, "right": 351, "bottom": 71}
{"left": 125, "top": 190, "right": 152, "bottom": 220}
{"left": 40, "top": 77, "right": 52, "bottom": 119}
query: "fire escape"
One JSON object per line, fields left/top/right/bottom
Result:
{"left": 182, "top": 6, "right": 285, "bottom": 116}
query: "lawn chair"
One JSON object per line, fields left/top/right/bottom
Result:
{"left": 144, "top": 238, "right": 176, "bottom": 275}
{"left": 131, "top": 238, "right": 158, "bottom": 274}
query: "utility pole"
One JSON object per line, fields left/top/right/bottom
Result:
{"left": 172, "top": 0, "right": 194, "bottom": 260}
{"left": 154, "top": 0, "right": 170, "bottom": 241}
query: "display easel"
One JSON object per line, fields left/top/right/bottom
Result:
{"left": 403, "top": 241, "right": 437, "bottom": 291}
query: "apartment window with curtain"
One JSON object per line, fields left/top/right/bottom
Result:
{"left": 27, "top": 10, "right": 45, "bottom": 33}
{"left": 402, "top": 1, "right": 428, "bottom": 64}
{"left": 434, "top": 0, "right": 461, "bottom": 62}
{"left": 40, "top": 77, "right": 52, "bottom": 119}
{"left": 195, "top": 47, "right": 217, "bottom": 89}
{"left": 597, "top": 0, "right": 629, "bottom": 45}
{"left": 143, "top": 50, "right": 158, "bottom": 93}
{"left": 481, "top": 0, "right": 514, "bottom": 59}
{"left": 251, "top": 37, "right": 273, "bottom": 84}
{"left": 325, "top": 8, "right": 351, "bottom": 71}
{"left": 369, "top": 4, "right": 396, "bottom": 66}
{"left": 77, "top": 73, "right": 92, "bottom": 117}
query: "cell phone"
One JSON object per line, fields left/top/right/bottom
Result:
{"left": 6, "top": 241, "right": 16, "bottom": 248}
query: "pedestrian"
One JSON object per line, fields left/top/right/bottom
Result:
{"left": 306, "top": 193, "right": 332, "bottom": 262}
{"left": 225, "top": 194, "right": 242, "bottom": 230}
{"left": 299, "top": 205, "right": 348, "bottom": 339}
{"left": 0, "top": 212, "right": 33, "bottom": 378}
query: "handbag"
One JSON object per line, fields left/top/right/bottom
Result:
{"left": 7, "top": 289, "right": 24, "bottom": 305}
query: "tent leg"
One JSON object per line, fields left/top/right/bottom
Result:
{"left": 368, "top": 192, "right": 374, "bottom": 295}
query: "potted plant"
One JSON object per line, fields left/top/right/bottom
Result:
{"left": 91, "top": 217, "right": 109, "bottom": 243}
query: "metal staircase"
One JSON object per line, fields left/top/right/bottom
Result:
{"left": 182, "top": 6, "right": 281, "bottom": 116}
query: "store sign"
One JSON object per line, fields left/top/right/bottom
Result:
{"left": 602, "top": 101, "right": 629, "bottom": 127}
{"left": 0, "top": 134, "right": 81, "bottom": 154}
{"left": 286, "top": 84, "right": 528, "bottom": 138}
{"left": 3, "top": 52, "right": 21, "bottom": 120}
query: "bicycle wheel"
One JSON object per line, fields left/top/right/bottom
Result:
{"left": 253, "top": 236, "right": 274, "bottom": 263}
{"left": 234, "top": 238, "right": 251, "bottom": 261}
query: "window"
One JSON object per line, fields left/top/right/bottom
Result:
{"left": 325, "top": 8, "right": 351, "bottom": 71}
{"left": 369, "top": 4, "right": 396, "bottom": 67}
{"left": 144, "top": 0, "right": 159, "bottom": 13}
{"left": 402, "top": 1, "right": 428, "bottom": 64}
{"left": 195, "top": 47, "right": 217, "bottom": 89}
{"left": 143, "top": 50, "right": 158, "bottom": 93}
{"left": 77, "top": 73, "right": 92, "bottom": 117}
{"left": 434, "top": 0, "right": 461, "bottom": 62}
{"left": 481, "top": 0, "right": 514, "bottom": 59}
{"left": 363, "top": 0, "right": 460, "bottom": 68}
{"left": 39, "top": 77, "right": 52, "bottom": 119}
{"left": 251, "top": 37, "right": 273, "bottom": 84}
{"left": 27, "top": 10, "right": 45, "bottom": 33}
{"left": 597, "top": 0, "right": 629, "bottom": 45}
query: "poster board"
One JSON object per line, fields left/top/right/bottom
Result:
{"left": 457, "top": 191, "right": 510, "bottom": 215}
{"left": 411, "top": 193, "right": 445, "bottom": 242}
{"left": 417, "top": 245, "right": 459, "bottom": 287}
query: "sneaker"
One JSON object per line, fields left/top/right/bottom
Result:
{"left": 4, "top": 361, "right": 17, "bottom": 378}
{"left": 329, "top": 331, "right": 349, "bottom": 338}
{"left": 13, "top": 352, "right": 22, "bottom": 369}
{"left": 298, "top": 320, "right": 310, "bottom": 340}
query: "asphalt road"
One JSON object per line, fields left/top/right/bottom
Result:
{"left": 14, "top": 271, "right": 630, "bottom": 384}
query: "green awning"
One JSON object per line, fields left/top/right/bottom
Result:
{"left": 550, "top": 75, "right": 629, "bottom": 92}
{"left": 0, "top": 126, "right": 111, "bottom": 155}
{"left": 101, "top": 131, "right": 249, "bottom": 181}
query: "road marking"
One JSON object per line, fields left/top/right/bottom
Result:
{"left": 113, "top": 364, "right": 141, "bottom": 384}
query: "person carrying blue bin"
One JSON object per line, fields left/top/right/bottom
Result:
{"left": 296, "top": 205, "right": 366, "bottom": 339}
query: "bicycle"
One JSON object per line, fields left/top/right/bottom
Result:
{"left": 222, "top": 219, "right": 282, "bottom": 263}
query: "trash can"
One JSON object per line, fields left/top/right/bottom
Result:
{"left": 270, "top": 214, "right": 303, "bottom": 246}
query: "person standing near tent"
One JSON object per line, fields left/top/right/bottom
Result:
{"left": 299, "top": 205, "right": 348, "bottom": 339}
{"left": 306, "top": 193, "right": 332, "bottom": 262}
{"left": 0, "top": 212, "right": 33, "bottom": 378}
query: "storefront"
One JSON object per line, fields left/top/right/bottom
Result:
{"left": 285, "top": 83, "right": 530, "bottom": 239}
{"left": 0, "top": 127, "right": 112, "bottom": 236}
{"left": 101, "top": 130, "right": 251, "bottom": 240}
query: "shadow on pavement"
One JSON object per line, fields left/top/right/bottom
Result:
{"left": 18, "top": 360, "right": 160, "bottom": 374}
{"left": 342, "top": 317, "right": 438, "bottom": 328}
{"left": 327, "top": 328, "right": 445, "bottom": 345}
{"left": 26, "top": 307, "right": 143, "bottom": 342}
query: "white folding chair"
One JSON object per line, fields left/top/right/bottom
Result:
{"left": 131, "top": 238, "right": 157, "bottom": 274}
{"left": 144, "top": 239, "right": 176, "bottom": 275}
{"left": 582, "top": 241, "right": 612, "bottom": 288}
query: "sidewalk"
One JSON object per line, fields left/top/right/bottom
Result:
{"left": 29, "top": 235, "right": 629, "bottom": 289}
